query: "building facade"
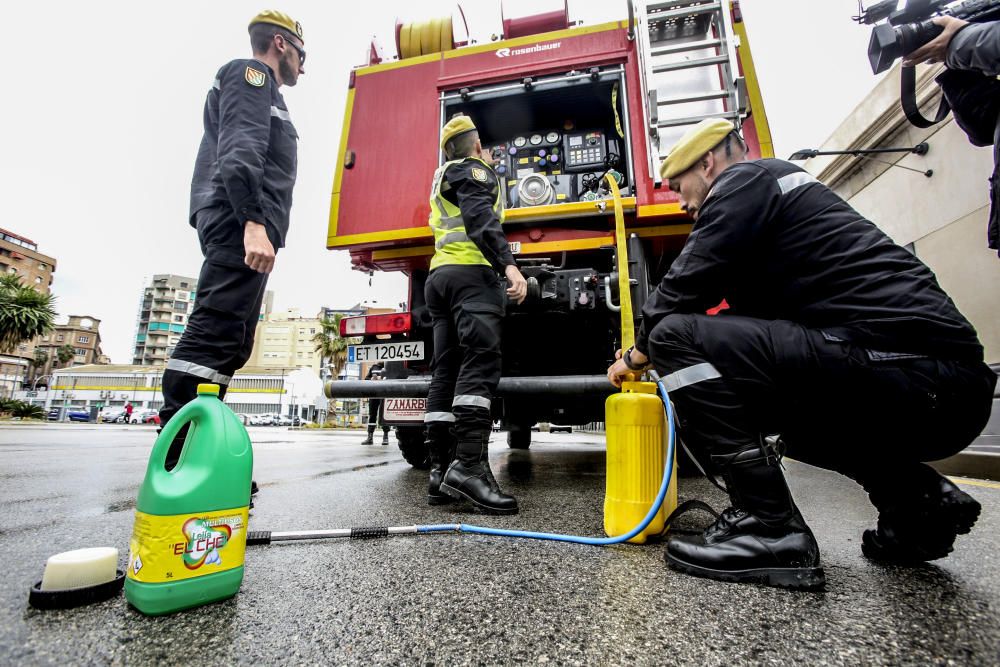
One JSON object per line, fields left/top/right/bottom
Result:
{"left": 0, "top": 228, "right": 57, "bottom": 397}
{"left": 31, "top": 316, "right": 106, "bottom": 385}
{"left": 804, "top": 62, "right": 1000, "bottom": 364}
{"left": 132, "top": 274, "right": 274, "bottom": 366}
{"left": 19, "top": 364, "right": 326, "bottom": 422}
{"left": 246, "top": 308, "right": 324, "bottom": 374}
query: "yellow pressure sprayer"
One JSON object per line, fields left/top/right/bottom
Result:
{"left": 602, "top": 174, "right": 678, "bottom": 543}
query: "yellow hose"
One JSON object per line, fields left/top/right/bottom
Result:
{"left": 399, "top": 16, "right": 453, "bottom": 59}
{"left": 604, "top": 173, "right": 635, "bottom": 368}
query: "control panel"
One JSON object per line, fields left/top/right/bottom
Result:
{"left": 481, "top": 128, "right": 625, "bottom": 209}
{"left": 563, "top": 131, "right": 607, "bottom": 171}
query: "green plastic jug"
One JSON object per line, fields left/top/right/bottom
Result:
{"left": 125, "top": 383, "right": 253, "bottom": 615}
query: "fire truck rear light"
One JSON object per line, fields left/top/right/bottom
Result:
{"left": 341, "top": 317, "right": 367, "bottom": 336}
{"left": 339, "top": 313, "right": 412, "bottom": 336}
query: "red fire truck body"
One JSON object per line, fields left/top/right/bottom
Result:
{"left": 326, "top": 1, "right": 773, "bottom": 465}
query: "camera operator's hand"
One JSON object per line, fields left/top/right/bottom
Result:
{"left": 903, "top": 16, "right": 968, "bottom": 67}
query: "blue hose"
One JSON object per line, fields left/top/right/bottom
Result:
{"left": 417, "top": 379, "right": 676, "bottom": 545}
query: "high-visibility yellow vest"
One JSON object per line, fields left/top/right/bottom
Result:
{"left": 428, "top": 157, "right": 504, "bottom": 271}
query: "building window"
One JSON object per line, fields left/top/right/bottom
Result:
{"left": 38, "top": 262, "right": 47, "bottom": 270}
{"left": 57, "top": 335, "right": 64, "bottom": 342}
{"left": 174, "top": 315, "right": 184, "bottom": 322}
{"left": 35, "top": 276, "right": 43, "bottom": 284}
{"left": 78, "top": 335, "right": 89, "bottom": 343}
{"left": 74, "top": 348, "right": 87, "bottom": 356}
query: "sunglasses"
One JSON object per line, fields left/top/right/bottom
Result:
{"left": 279, "top": 34, "right": 306, "bottom": 65}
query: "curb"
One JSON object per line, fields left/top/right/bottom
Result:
{"left": 932, "top": 450, "right": 1000, "bottom": 483}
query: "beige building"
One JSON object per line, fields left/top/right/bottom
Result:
{"left": 1, "top": 229, "right": 58, "bottom": 396}
{"left": 31, "top": 316, "right": 106, "bottom": 387}
{"left": 247, "top": 308, "right": 324, "bottom": 374}
{"left": 805, "top": 62, "right": 1000, "bottom": 364}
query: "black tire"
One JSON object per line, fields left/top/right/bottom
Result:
{"left": 507, "top": 428, "right": 531, "bottom": 450}
{"left": 396, "top": 426, "right": 429, "bottom": 469}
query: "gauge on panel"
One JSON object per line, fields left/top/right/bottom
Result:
{"left": 545, "top": 131, "right": 560, "bottom": 143}
{"left": 513, "top": 136, "right": 527, "bottom": 148}
{"left": 529, "top": 134, "right": 543, "bottom": 145}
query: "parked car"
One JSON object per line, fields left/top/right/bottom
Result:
{"left": 48, "top": 407, "right": 90, "bottom": 422}
{"left": 273, "top": 414, "right": 293, "bottom": 426}
{"left": 131, "top": 409, "right": 160, "bottom": 425}
{"left": 249, "top": 414, "right": 272, "bottom": 426}
{"left": 100, "top": 408, "right": 127, "bottom": 423}
{"left": 235, "top": 413, "right": 250, "bottom": 425}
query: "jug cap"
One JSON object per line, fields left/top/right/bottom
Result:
{"left": 196, "top": 383, "right": 220, "bottom": 396}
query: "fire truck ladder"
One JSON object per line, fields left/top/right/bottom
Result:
{"left": 632, "top": 0, "right": 748, "bottom": 182}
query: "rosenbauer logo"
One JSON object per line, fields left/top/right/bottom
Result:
{"left": 496, "top": 42, "right": 562, "bottom": 58}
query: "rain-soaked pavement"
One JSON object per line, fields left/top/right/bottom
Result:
{"left": 1, "top": 423, "right": 998, "bottom": 665}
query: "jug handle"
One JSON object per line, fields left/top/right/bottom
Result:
{"left": 149, "top": 399, "right": 209, "bottom": 471}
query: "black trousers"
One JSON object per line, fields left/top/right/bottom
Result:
{"left": 367, "top": 398, "right": 388, "bottom": 434}
{"left": 646, "top": 314, "right": 996, "bottom": 481}
{"left": 424, "top": 265, "right": 505, "bottom": 444}
{"left": 160, "top": 207, "right": 274, "bottom": 426}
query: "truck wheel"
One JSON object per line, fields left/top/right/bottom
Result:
{"left": 507, "top": 428, "right": 531, "bottom": 450}
{"left": 395, "top": 426, "right": 430, "bottom": 469}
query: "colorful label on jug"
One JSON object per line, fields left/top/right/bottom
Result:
{"left": 127, "top": 506, "right": 249, "bottom": 583}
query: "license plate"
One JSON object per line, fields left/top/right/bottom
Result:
{"left": 509, "top": 241, "right": 521, "bottom": 255}
{"left": 382, "top": 397, "right": 426, "bottom": 422}
{"left": 348, "top": 341, "right": 425, "bottom": 363}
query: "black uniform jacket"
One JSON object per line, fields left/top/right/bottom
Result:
{"left": 635, "top": 159, "right": 983, "bottom": 362}
{"left": 441, "top": 158, "right": 515, "bottom": 273}
{"left": 189, "top": 59, "right": 298, "bottom": 248}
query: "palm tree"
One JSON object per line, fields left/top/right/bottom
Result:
{"left": 312, "top": 314, "right": 350, "bottom": 379}
{"left": 56, "top": 344, "right": 76, "bottom": 368}
{"left": 0, "top": 273, "right": 56, "bottom": 354}
{"left": 28, "top": 348, "right": 49, "bottom": 384}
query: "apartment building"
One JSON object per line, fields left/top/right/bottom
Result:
{"left": 31, "top": 316, "right": 106, "bottom": 385}
{"left": 133, "top": 274, "right": 273, "bottom": 366}
{"left": 247, "top": 308, "right": 323, "bottom": 374}
{"left": 0, "top": 228, "right": 58, "bottom": 396}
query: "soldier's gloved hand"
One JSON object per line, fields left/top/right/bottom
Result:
{"left": 505, "top": 264, "right": 528, "bottom": 304}
{"left": 244, "top": 221, "right": 276, "bottom": 274}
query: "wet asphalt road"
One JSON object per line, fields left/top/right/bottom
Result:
{"left": 1, "top": 424, "right": 999, "bottom": 665}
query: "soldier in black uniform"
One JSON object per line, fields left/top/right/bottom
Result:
{"left": 361, "top": 363, "right": 390, "bottom": 446}
{"left": 608, "top": 119, "right": 996, "bottom": 590}
{"left": 160, "top": 10, "right": 305, "bottom": 478}
{"left": 424, "top": 115, "right": 527, "bottom": 514}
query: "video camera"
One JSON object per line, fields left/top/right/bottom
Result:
{"left": 857, "top": 0, "right": 1000, "bottom": 74}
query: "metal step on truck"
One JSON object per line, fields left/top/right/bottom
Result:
{"left": 325, "top": 0, "right": 774, "bottom": 467}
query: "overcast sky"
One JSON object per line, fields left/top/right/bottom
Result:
{"left": 6, "top": 1, "right": 885, "bottom": 363}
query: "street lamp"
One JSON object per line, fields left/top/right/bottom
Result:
{"left": 788, "top": 142, "right": 933, "bottom": 177}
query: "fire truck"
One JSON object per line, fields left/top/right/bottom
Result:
{"left": 325, "top": 0, "right": 773, "bottom": 467}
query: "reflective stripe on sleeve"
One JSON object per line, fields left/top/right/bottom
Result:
{"left": 776, "top": 172, "right": 817, "bottom": 194}
{"left": 270, "top": 106, "right": 291, "bottom": 121}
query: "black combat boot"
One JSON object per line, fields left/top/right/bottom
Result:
{"left": 360, "top": 426, "right": 375, "bottom": 446}
{"left": 665, "top": 444, "right": 825, "bottom": 590}
{"left": 427, "top": 437, "right": 457, "bottom": 506}
{"left": 859, "top": 462, "right": 980, "bottom": 564}
{"left": 381, "top": 430, "right": 390, "bottom": 446}
{"left": 440, "top": 436, "right": 518, "bottom": 515}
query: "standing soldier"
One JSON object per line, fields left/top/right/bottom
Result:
{"left": 424, "top": 115, "right": 528, "bottom": 514}
{"left": 159, "top": 10, "right": 306, "bottom": 491}
{"left": 361, "top": 362, "right": 390, "bottom": 446}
